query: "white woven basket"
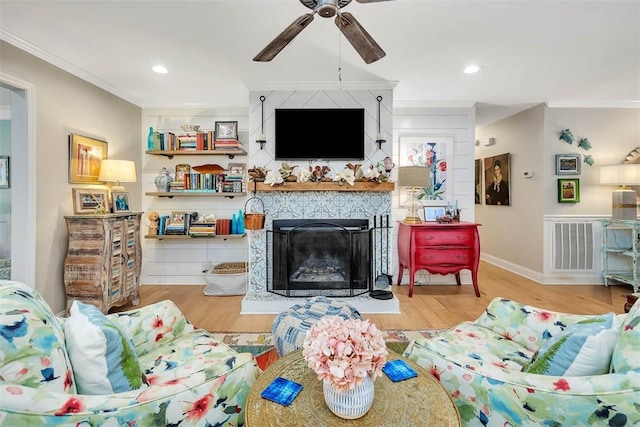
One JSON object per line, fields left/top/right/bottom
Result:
{"left": 203, "top": 262, "right": 248, "bottom": 296}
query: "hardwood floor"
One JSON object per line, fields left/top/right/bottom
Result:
{"left": 115, "top": 261, "right": 631, "bottom": 332}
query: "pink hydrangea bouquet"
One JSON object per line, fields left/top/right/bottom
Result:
{"left": 302, "top": 316, "right": 388, "bottom": 391}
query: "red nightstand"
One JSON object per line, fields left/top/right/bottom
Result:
{"left": 396, "top": 221, "right": 481, "bottom": 297}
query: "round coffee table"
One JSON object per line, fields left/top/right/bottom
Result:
{"left": 245, "top": 349, "right": 461, "bottom": 426}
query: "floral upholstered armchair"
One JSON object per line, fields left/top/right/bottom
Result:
{"left": 0, "top": 280, "right": 260, "bottom": 426}
{"left": 404, "top": 297, "right": 640, "bottom": 426}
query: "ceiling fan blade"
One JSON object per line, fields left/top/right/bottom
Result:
{"left": 253, "top": 13, "right": 315, "bottom": 62}
{"left": 355, "top": 0, "right": 394, "bottom": 3}
{"left": 335, "top": 12, "right": 386, "bottom": 64}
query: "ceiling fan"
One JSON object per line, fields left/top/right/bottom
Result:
{"left": 253, "top": 0, "right": 393, "bottom": 65}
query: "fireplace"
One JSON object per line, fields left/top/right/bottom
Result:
{"left": 268, "top": 219, "right": 370, "bottom": 297}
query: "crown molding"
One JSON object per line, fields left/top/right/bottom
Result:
{"left": 546, "top": 100, "right": 640, "bottom": 109}
{"left": 393, "top": 100, "right": 476, "bottom": 109}
{"left": 246, "top": 81, "right": 398, "bottom": 92}
{"left": 0, "top": 29, "right": 143, "bottom": 106}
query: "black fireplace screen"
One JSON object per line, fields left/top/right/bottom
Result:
{"left": 267, "top": 219, "right": 371, "bottom": 297}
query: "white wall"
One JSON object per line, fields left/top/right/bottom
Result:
{"left": 141, "top": 107, "right": 250, "bottom": 285}
{"left": 475, "top": 104, "right": 546, "bottom": 275}
{"left": 391, "top": 104, "right": 477, "bottom": 284}
{"left": 0, "top": 41, "right": 142, "bottom": 313}
{"left": 476, "top": 104, "right": 640, "bottom": 284}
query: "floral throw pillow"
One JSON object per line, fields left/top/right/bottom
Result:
{"left": 63, "top": 300, "right": 144, "bottom": 394}
{"left": 523, "top": 313, "right": 618, "bottom": 376}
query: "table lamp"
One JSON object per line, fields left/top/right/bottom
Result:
{"left": 398, "top": 166, "right": 429, "bottom": 224}
{"left": 98, "top": 159, "right": 137, "bottom": 192}
{"left": 600, "top": 163, "right": 640, "bottom": 220}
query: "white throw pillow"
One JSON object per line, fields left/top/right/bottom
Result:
{"left": 64, "top": 300, "right": 144, "bottom": 394}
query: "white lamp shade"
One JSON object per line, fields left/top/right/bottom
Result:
{"left": 600, "top": 164, "right": 640, "bottom": 185}
{"left": 98, "top": 159, "right": 137, "bottom": 183}
{"left": 398, "top": 166, "right": 429, "bottom": 188}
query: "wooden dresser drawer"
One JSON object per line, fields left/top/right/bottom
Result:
{"left": 414, "top": 248, "right": 474, "bottom": 266}
{"left": 414, "top": 228, "right": 474, "bottom": 247}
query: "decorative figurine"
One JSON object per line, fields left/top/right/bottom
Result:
{"left": 147, "top": 211, "right": 159, "bottom": 236}
{"left": 559, "top": 129, "right": 575, "bottom": 144}
{"left": 578, "top": 138, "right": 592, "bottom": 150}
{"left": 584, "top": 155, "right": 595, "bottom": 166}
{"left": 382, "top": 156, "right": 395, "bottom": 173}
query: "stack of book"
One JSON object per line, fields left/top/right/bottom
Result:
{"left": 188, "top": 223, "right": 216, "bottom": 237}
{"left": 177, "top": 131, "right": 214, "bottom": 151}
{"left": 151, "top": 132, "right": 177, "bottom": 151}
{"left": 214, "top": 138, "right": 243, "bottom": 150}
{"left": 168, "top": 181, "right": 185, "bottom": 193}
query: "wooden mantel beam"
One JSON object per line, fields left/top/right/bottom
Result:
{"left": 252, "top": 181, "right": 395, "bottom": 192}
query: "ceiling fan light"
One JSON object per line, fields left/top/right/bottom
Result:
{"left": 318, "top": 1, "right": 338, "bottom": 17}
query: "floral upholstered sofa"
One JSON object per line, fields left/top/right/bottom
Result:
{"left": 0, "top": 280, "right": 260, "bottom": 426}
{"left": 404, "top": 297, "right": 640, "bottom": 426}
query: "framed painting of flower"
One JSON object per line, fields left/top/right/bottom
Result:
{"left": 398, "top": 135, "right": 454, "bottom": 207}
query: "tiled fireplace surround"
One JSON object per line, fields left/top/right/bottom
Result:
{"left": 241, "top": 188, "right": 400, "bottom": 314}
{"left": 241, "top": 87, "right": 398, "bottom": 313}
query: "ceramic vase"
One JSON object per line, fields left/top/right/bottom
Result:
{"left": 322, "top": 375, "right": 374, "bottom": 420}
{"left": 154, "top": 167, "right": 173, "bottom": 192}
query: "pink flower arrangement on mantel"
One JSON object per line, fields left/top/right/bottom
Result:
{"left": 302, "top": 316, "right": 388, "bottom": 391}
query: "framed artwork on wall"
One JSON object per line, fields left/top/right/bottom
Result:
{"left": 72, "top": 188, "right": 109, "bottom": 214}
{"left": 484, "top": 153, "right": 511, "bottom": 206}
{"left": 556, "top": 153, "right": 581, "bottom": 175}
{"left": 398, "top": 135, "right": 453, "bottom": 207}
{"left": 558, "top": 178, "right": 580, "bottom": 203}
{"left": 475, "top": 159, "right": 482, "bottom": 204}
{"left": 69, "top": 133, "right": 107, "bottom": 184}
{"left": 0, "top": 156, "right": 9, "bottom": 189}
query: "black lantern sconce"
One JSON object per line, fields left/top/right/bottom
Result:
{"left": 256, "top": 95, "right": 267, "bottom": 150}
{"left": 375, "top": 95, "right": 386, "bottom": 149}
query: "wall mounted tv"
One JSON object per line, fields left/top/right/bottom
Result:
{"left": 275, "top": 108, "right": 365, "bottom": 161}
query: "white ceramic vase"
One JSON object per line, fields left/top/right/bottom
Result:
{"left": 322, "top": 375, "right": 374, "bottom": 420}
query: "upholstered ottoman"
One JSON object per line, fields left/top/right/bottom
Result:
{"left": 272, "top": 296, "right": 361, "bottom": 356}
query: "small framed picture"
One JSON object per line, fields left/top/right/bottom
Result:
{"left": 175, "top": 164, "right": 190, "bottom": 182}
{"left": 0, "top": 156, "right": 9, "bottom": 189}
{"left": 227, "top": 162, "right": 246, "bottom": 177}
{"left": 112, "top": 192, "right": 131, "bottom": 213}
{"left": 72, "top": 188, "right": 109, "bottom": 214}
{"left": 214, "top": 121, "right": 238, "bottom": 140}
{"left": 556, "top": 153, "right": 581, "bottom": 175}
{"left": 169, "top": 211, "right": 187, "bottom": 226}
{"left": 423, "top": 205, "right": 447, "bottom": 222}
{"left": 558, "top": 178, "right": 580, "bottom": 203}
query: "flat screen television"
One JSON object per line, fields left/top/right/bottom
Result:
{"left": 275, "top": 108, "right": 365, "bottom": 161}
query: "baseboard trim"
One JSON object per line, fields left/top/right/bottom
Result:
{"left": 480, "top": 254, "right": 604, "bottom": 285}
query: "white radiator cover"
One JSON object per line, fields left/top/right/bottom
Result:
{"left": 543, "top": 216, "right": 605, "bottom": 284}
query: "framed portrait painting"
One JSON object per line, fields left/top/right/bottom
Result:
{"left": 484, "top": 153, "right": 511, "bottom": 206}
{"left": 558, "top": 178, "right": 580, "bottom": 203}
{"left": 69, "top": 134, "right": 107, "bottom": 183}
{"left": 398, "top": 135, "right": 453, "bottom": 207}
{"left": 475, "top": 159, "right": 482, "bottom": 204}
